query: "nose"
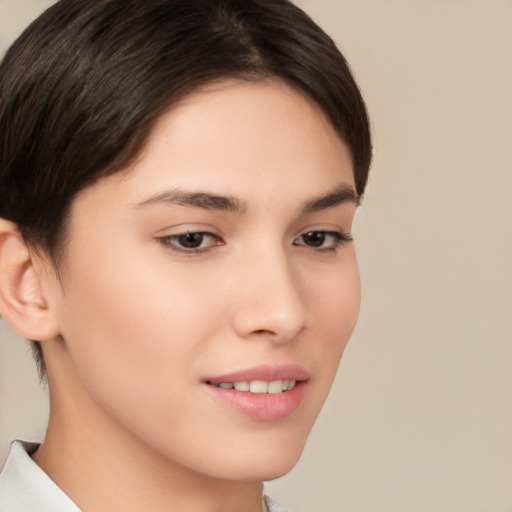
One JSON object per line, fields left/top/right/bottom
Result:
{"left": 230, "top": 248, "right": 307, "bottom": 344}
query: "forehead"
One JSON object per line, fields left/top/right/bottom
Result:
{"left": 139, "top": 80, "right": 350, "bottom": 183}
{"left": 73, "top": 80, "right": 355, "bottom": 215}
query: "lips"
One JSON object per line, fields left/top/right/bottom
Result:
{"left": 205, "top": 364, "right": 310, "bottom": 384}
{"left": 204, "top": 364, "right": 309, "bottom": 421}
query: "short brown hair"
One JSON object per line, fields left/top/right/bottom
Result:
{"left": 0, "top": 0, "right": 372, "bottom": 378}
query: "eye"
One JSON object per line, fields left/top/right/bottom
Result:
{"left": 158, "top": 231, "right": 223, "bottom": 253}
{"left": 294, "top": 230, "right": 352, "bottom": 250}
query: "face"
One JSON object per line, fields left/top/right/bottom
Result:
{"left": 47, "top": 80, "right": 360, "bottom": 482}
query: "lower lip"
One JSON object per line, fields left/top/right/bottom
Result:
{"left": 205, "top": 381, "right": 307, "bottom": 421}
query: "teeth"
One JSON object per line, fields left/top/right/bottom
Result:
{"left": 267, "top": 380, "right": 283, "bottom": 394}
{"left": 250, "top": 380, "right": 268, "bottom": 393}
{"left": 214, "top": 379, "right": 297, "bottom": 393}
{"left": 234, "top": 381, "right": 250, "bottom": 391}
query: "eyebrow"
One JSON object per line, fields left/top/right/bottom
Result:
{"left": 134, "top": 183, "right": 357, "bottom": 214}
{"left": 300, "top": 184, "right": 358, "bottom": 214}
{"left": 135, "top": 189, "right": 246, "bottom": 213}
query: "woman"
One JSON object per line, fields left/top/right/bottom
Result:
{"left": 0, "top": 0, "right": 371, "bottom": 510}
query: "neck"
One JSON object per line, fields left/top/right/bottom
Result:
{"left": 33, "top": 353, "right": 264, "bottom": 512}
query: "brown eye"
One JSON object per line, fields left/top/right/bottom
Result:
{"left": 301, "top": 231, "right": 326, "bottom": 247}
{"left": 294, "top": 230, "right": 352, "bottom": 250}
{"left": 158, "top": 231, "right": 223, "bottom": 254}
{"left": 176, "top": 232, "right": 206, "bottom": 248}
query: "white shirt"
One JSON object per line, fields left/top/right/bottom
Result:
{"left": 0, "top": 440, "right": 287, "bottom": 512}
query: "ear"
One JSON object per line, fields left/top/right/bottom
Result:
{"left": 0, "top": 219, "right": 60, "bottom": 341}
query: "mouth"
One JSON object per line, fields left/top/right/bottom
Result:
{"left": 206, "top": 379, "right": 298, "bottom": 394}
{"left": 203, "top": 365, "right": 309, "bottom": 421}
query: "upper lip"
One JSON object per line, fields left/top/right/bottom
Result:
{"left": 205, "top": 364, "right": 310, "bottom": 384}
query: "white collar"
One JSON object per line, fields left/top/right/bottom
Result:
{"left": 0, "top": 440, "right": 81, "bottom": 511}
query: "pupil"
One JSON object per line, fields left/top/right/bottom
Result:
{"left": 179, "top": 233, "right": 203, "bottom": 248}
{"left": 304, "top": 231, "right": 324, "bottom": 247}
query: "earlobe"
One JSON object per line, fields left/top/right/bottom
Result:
{"left": 0, "top": 219, "right": 60, "bottom": 341}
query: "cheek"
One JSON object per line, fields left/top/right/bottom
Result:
{"left": 55, "top": 242, "right": 221, "bottom": 402}
{"left": 308, "top": 250, "right": 360, "bottom": 338}
{"left": 54, "top": 256, "right": 227, "bottom": 457}
{"left": 308, "top": 254, "right": 360, "bottom": 381}
{"left": 293, "top": 249, "right": 360, "bottom": 406}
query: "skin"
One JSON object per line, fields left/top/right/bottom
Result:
{"left": 22, "top": 80, "right": 360, "bottom": 512}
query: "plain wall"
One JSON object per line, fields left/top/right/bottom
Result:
{"left": 1, "top": 1, "right": 511, "bottom": 511}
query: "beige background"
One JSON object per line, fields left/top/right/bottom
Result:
{"left": 1, "top": 1, "right": 511, "bottom": 511}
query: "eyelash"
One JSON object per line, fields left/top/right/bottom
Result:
{"left": 294, "top": 230, "right": 353, "bottom": 251}
{"left": 158, "top": 232, "right": 223, "bottom": 254}
{"left": 157, "top": 230, "right": 352, "bottom": 255}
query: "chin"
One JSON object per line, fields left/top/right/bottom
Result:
{"left": 219, "top": 441, "right": 306, "bottom": 483}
